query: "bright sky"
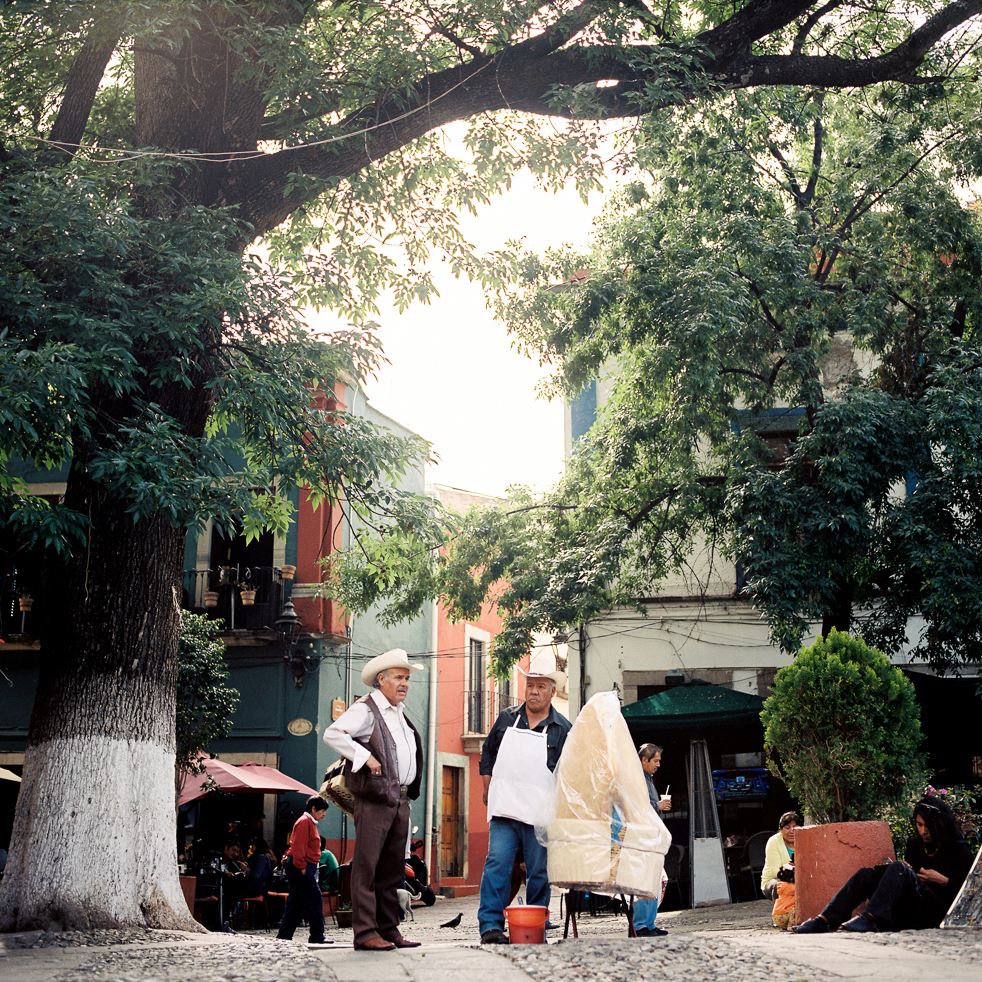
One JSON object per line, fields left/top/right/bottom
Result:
{"left": 352, "top": 170, "right": 608, "bottom": 498}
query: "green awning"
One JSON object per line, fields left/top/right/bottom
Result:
{"left": 621, "top": 679, "right": 766, "bottom": 729}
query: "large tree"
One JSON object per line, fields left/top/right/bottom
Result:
{"left": 425, "top": 77, "right": 982, "bottom": 674}
{"left": 1, "top": 0, "right": 981, "bottom": 931}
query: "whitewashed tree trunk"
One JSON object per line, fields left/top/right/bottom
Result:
{"left": 0, "top": 737, "right": 196, "bottom": 929}
{"left": 0, "top": 466, "right": 202, "bottom": 931}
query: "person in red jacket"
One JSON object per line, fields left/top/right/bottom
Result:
{"left": 277, "top": 795, "right": 330, "bottom": 946}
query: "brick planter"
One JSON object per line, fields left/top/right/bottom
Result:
{"left": 794, "top": 821, "right": 895, "bottom": 925}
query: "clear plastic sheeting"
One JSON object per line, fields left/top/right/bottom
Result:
{"left": 543, "top": 690, "right": 671, "bottom": 897}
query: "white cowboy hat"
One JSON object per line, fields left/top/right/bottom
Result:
{"left": 518, "top": 666, "right": 567, "bottom": 689}
{"left": 361, "top": 648, "right": 424, "bottom": 686}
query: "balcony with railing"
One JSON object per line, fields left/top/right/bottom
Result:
{"left": 181, "top": 564, "right": 297, "bottom": 636}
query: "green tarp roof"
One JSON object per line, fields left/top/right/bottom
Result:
{"left": 621, "top": 679, "right": 766, "bottom": 729}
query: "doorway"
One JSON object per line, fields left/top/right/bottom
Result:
{"left": 440, "top": 765, "right": 464, "bottom": 878}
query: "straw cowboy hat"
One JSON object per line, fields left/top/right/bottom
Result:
{"left": 518, "top": 665, "right": 567, "bottom": 689}
{"left": 361, "top": 648, "right": 424, "bottom": 686}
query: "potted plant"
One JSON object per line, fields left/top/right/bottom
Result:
{"left": 335, "top": 902, "right": 352, "bottom": 927}
{"left": 761, "top": 630, "right": 928, "bottom": 921}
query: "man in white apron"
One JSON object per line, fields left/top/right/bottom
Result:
{"left": 477, "top": 668, "right": 571, "bottom": 944}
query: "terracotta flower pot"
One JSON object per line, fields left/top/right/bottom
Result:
{"left": 18, "top": 597, "right": 33, "bottom": 612}
{"left": 280, "top": 564, "right": 296, "bottom": 581}
{"left": 239, "top": 589, "right": 256, "bottom": 606}
{"left": 203, "top": 591, "right": 219, "bottom": 608}
{"left": 794, "top": 820, "right": 895, "bottom": 924}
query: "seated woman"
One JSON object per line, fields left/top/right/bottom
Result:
{"left": 221, "top": 842, "right": 251, "bottom": 922}
{"left": 244, "top": 837, "right": 278, "bottom": 896}
{"left": 762, "top": 811, "right": 800, "bottom": 900}
{"left": 797, "top": 795, "right": 974, "bottom": 933}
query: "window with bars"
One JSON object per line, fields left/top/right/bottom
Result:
{"left": 466, "top": 637, "right": 488, "bottom": 733}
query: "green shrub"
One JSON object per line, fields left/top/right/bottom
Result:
{"left": 175, "top": 611, "right": 239, "bottom": 796}
{"left": 762, "top": 630, "right": 927, "bottom": 823}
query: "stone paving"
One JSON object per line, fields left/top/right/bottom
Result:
{"left": 2, "top": 891, "right": 981, "bottom": 982}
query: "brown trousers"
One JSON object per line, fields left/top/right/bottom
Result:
{"left": 350, "top": 792, "right": 410, "bottom": 944}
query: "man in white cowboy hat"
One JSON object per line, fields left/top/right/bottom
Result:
{"left": 323, "top": 648, "right": 424, "bottom": 951}
{"left": 477, "top": 666, "right": 570, "bottom": 944}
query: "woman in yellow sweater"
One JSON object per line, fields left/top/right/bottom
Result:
{"left": 761, "top": 811, "right": 800, "bottom": 899}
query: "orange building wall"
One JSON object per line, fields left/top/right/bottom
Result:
{"left": 291, "top": 380, "right": 347, "bottom": 638}
{"left": 433, "top": 593, "right": 530, "bottom": 896}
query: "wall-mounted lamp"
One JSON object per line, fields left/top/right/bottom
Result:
{"left": 275, "top": 599, "right": 320, "bottom": 688}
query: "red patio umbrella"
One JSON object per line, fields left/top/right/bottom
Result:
{"left": 236, "top": 761, "right": 318, "bottom": 796}
{"left": 178, "top": 756, "right": 318, "bottom": 805}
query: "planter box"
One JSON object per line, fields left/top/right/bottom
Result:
{"left": 794, "top": 821, "right": 895, "bottom": 924}
{"left": 335, "top": 909, "right": 352, "bottom": 928}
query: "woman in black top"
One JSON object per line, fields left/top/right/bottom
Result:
{"left": 797, "top": 795, "right": 975, "bottom": 933}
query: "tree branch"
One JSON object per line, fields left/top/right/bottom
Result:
{"left": 47, "top": 16, "right": 124, "bottom": 157}
{"left": 225, "top": 0, "right": 982, "bottom": 236}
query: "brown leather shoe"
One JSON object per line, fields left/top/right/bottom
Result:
{"left": 391, "top": 936, "right": 421, "bottom": 948}
{"left": 354, "top": 937, "right": 396, "bottom": 951}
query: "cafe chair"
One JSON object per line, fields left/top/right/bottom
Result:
{"left": 662, "top": 843, "right": 684, "bottom": 908}
{"left": 740, "top": 830, "right": 772, "bottom": 899}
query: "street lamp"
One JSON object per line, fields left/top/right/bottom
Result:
{"left": 275, "top": 598, "right": 319, "bottom": 688}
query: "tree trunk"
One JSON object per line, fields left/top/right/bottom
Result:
{"left": 0, "top": 468, "right": 201, "bottom": 931}
{"left": 821, "top": 579, "right": 854, "bottom": 639}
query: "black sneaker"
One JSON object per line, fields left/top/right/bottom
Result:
{"left": 842, "top": 913, "right": 879, "bottom": 933}
{"left": 795, "top": 917, "right": 830, "bottom": 934}
{"left": 480, "top": 929, "right": 510, "bottom": 944}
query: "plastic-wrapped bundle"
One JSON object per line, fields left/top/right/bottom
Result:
{"left": 544, "top": 691, "right": 671, "bottom": 897}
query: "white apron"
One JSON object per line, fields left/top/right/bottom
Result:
{"left": 486, "top": 718, "right": 554, "bottom": 825}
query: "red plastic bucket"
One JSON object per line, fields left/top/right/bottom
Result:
{"left": 504, "top": 905, "right": 548, "bottom": 944}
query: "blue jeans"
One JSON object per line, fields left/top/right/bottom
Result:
{"left": 479, "top": 817, "right": 550, "bottom": 934}
{"left": 633, "top": 895, "right": 659, "bottom": 932}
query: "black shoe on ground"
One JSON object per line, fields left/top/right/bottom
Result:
{"left": 842, "top": 913, "right": 879, "bottom": 933}
{"left": 481, "top": 929, "right": 509, "bottom": 944}
{"left": 636, "top": 926, "right": 668, "bottom": 937}
{"left": 795, "top": 917, "right": 830, "bottom": 934}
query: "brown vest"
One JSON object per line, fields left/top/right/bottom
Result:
{"left": 343, "top": 694, "right": 424, "bottom": 806}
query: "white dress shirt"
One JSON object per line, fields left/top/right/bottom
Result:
{"left": 323, "top": 689, "right": 417, "bottom": 785}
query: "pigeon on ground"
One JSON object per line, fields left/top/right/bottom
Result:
{"left": 440, "top": 912, "right": 463, "bottom": 928}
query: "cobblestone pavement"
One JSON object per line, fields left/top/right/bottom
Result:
{"left": 2, "top": 892, "right": 980, "bottom": 982}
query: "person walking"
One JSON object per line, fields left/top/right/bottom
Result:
{"left": 276, "top": 795, "right": 330, "bottom": 947}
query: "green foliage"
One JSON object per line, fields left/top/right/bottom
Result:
{"left": 175, "top": 611, "right": 239, "bottom": 795}
{"left": 0, "top": 152, "right": 440, "bottom": 559}
{"left": 761, "top": 631, "right": 927, "bottom": 824}
{"left": 3, "top": 4, "right": 982, "bottom": 639}
{"left": 445, "top": 77, "right": 982, "bottom": 673}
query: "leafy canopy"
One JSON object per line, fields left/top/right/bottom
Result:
{"left": 430, "top": 74, "right": 982, "bottom": 672}
{"left": 0, "top": 152, "right": 443, "bottom": 559}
